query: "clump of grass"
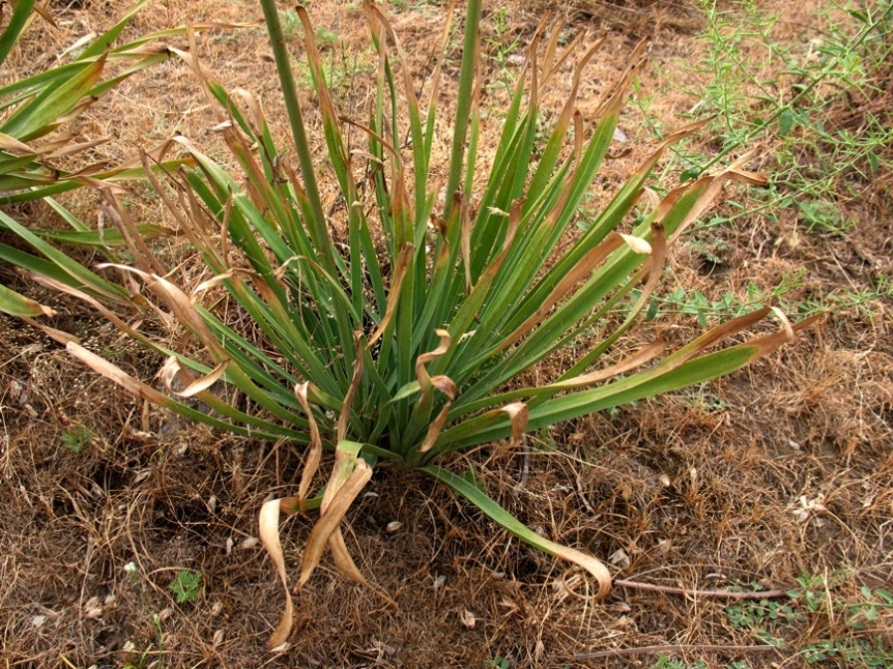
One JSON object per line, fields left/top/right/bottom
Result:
{"left": 4, "top": 0, "right": 816, "bottom": 648}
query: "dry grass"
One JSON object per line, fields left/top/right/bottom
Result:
{"left": 2, "top": 0, "right": 892, "bottom": 667}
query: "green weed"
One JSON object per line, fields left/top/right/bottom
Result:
{"left": 484, "top": 657, "right": 511, "bottom": 669}
{"left": 485, "top": 6, "right": 524, "bottom": 96}
{"left": 725, "top": 572, "right": 893, "bottom": 667}
{"left": 61, "top": 426, "right": 94, "bottom": 454}
{"left": 632, "top": 0, "right": 893, "bottom": 243}
{"left": 168, "top": 570, "right": 203, "bottom": 604}
{"left": 652, "top": 658, "right": 709, "bottom": 669}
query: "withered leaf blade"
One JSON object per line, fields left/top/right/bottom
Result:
{"left": 67, "top": 342, "right": 176, "bottom": 408}
{"left": 415, "top": 329, "right": 452, "bottom": 388}
{"left": 367, "top": 244, "right": 415, "bottom": 348}
{"left": 552, "top": 337, "right": 669, "bottom": 391}
{"left": 258, "top": 498, "right": 295, "bottom": 650}
{"left": 500, "top": 402, "right": 529, "bottom": 444}
{"left": 619, "top": 233, "right": 652, "bottom": 255}
{"left": 295, "top": 382, "right": 323, "bottom": 513}
{"left": 338, "top": 336, "right": 365, "bottom": 442}
{"left": 419, "top": 401, "right": 454, "bottom": 453}
{"left": 176, "top": 359, "right": 229, "bottom": 398}
{"left": 296, "top": 458, "right": 373, "bottom": 591}
{"left": 498, "top": 233, "right": 627, "bottom": 352}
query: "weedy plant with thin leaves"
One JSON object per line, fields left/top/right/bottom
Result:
{"left": 5, "top": 0, "right": 817, "bottom": 648}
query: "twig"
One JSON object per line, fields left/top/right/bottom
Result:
{"left": 575, "top": 644, "right": 777, "bottom": 660}
{"left": 615, "top": 579, "right": 789, "bottom": 600}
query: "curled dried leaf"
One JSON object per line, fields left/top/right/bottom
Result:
{"left": 416, "top": 330, "right": 452, "bottom": 376}
{"left": 258, "top": 498, "right": 294, "bottom": 649}
{"left": 500, "top": 402, "right": 529, "bottom": 444}
{"left": 419, "top": 402, "right": 454, "bottom": 453}
{"left": 158, "top": 356, "right": 229, "bottom": 398}
{"left": 179, "top": 359, "right": 229, "bottom": 398}
{"left": 296, "top": 458, "right": 373, "bottom": 591}
{"left": 295, "top": 383, "right": 322, "bottom": 512}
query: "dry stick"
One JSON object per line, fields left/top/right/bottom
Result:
{"left": 574, "top": 644, "right": 777, "bottom": 660}
{"left": 615, "top": 579, "right": 789, "bottom": 600}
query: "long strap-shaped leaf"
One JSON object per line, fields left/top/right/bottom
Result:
{"left": 1, "top": 53, "right": 107, "bottom": 141}
{"left": 421, "top": 465, "right": 611, "bottom": 598}
{"left": 0, "top": 0, "right": 38, "bottom": 64}
{"left": 438, "top": 314, "right": 817, "bottom": 450}
{"left": 443, "top": 0, "right": 482, "bottom": 220}
{"left": 0, "top": 282, "right": 54, "bottom": 317}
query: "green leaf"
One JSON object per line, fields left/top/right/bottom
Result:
{"left": 0, "top": 222, "right": 171, "bottom": 247}
{"left": 0, "top": 210, "right": 131, "bottom": 304}
{"left": 1, "top": 54, "right": 107, "bottom": 142}
{"left": 61, "top": 426, "right": 94, "bottom": 454}
{"left": 680, "top": 166, "right": 701, "bottom": 182}
{"left": 867, "top": 150, "right": 878, "bottom": 174}
{"left": 0, "top": 0, "right": 38, "bottom": 64}
{"left": 0, "top": 281, "right": 54, "bottom": 317}
{"left": 79, "top": 0, "right": 148, "bottom": 59}
{"left": 422, "top": 465, "right": 611, "bottom": 596}
{"left": 168, "top": 570, "right": 202, "bottom": 604}
{"left": 778, "top": 107, "right": 795, "bottom": 136}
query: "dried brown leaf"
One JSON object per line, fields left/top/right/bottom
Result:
{"left": 367, "top": 244, "right": 414, "bottom": 347}
{"left": 259, "top": 498, "right": 295, "bottom": 649}
{"left": 295, "top": 383, "right": 322, "bottom": 513}
{"left": 296, "top": 459, "right": 373, "bottom": 591}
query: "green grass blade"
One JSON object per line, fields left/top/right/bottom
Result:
{"left": 78, "top": 0, "right": 147, "bottom": 58}
{"left": 1, "top": 55, "right": 106, "bottom": 141}
{"left": 0, "top": 282, "right": 54, "bottom": 317}
{"left": 443, "top": 0, "right": 482, "bottom": 219}
{"left": 0, "top": 0, "right": 37, "bottom": 64}
{"left": 0, "top": 213, "right": 131, "bottom": 303}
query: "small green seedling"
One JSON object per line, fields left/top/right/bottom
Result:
{"left": 168, "top": 570, "right": 202, "bottom": 604}
{"left": 61, "top": 426, "right": 94, "bottom": 454}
